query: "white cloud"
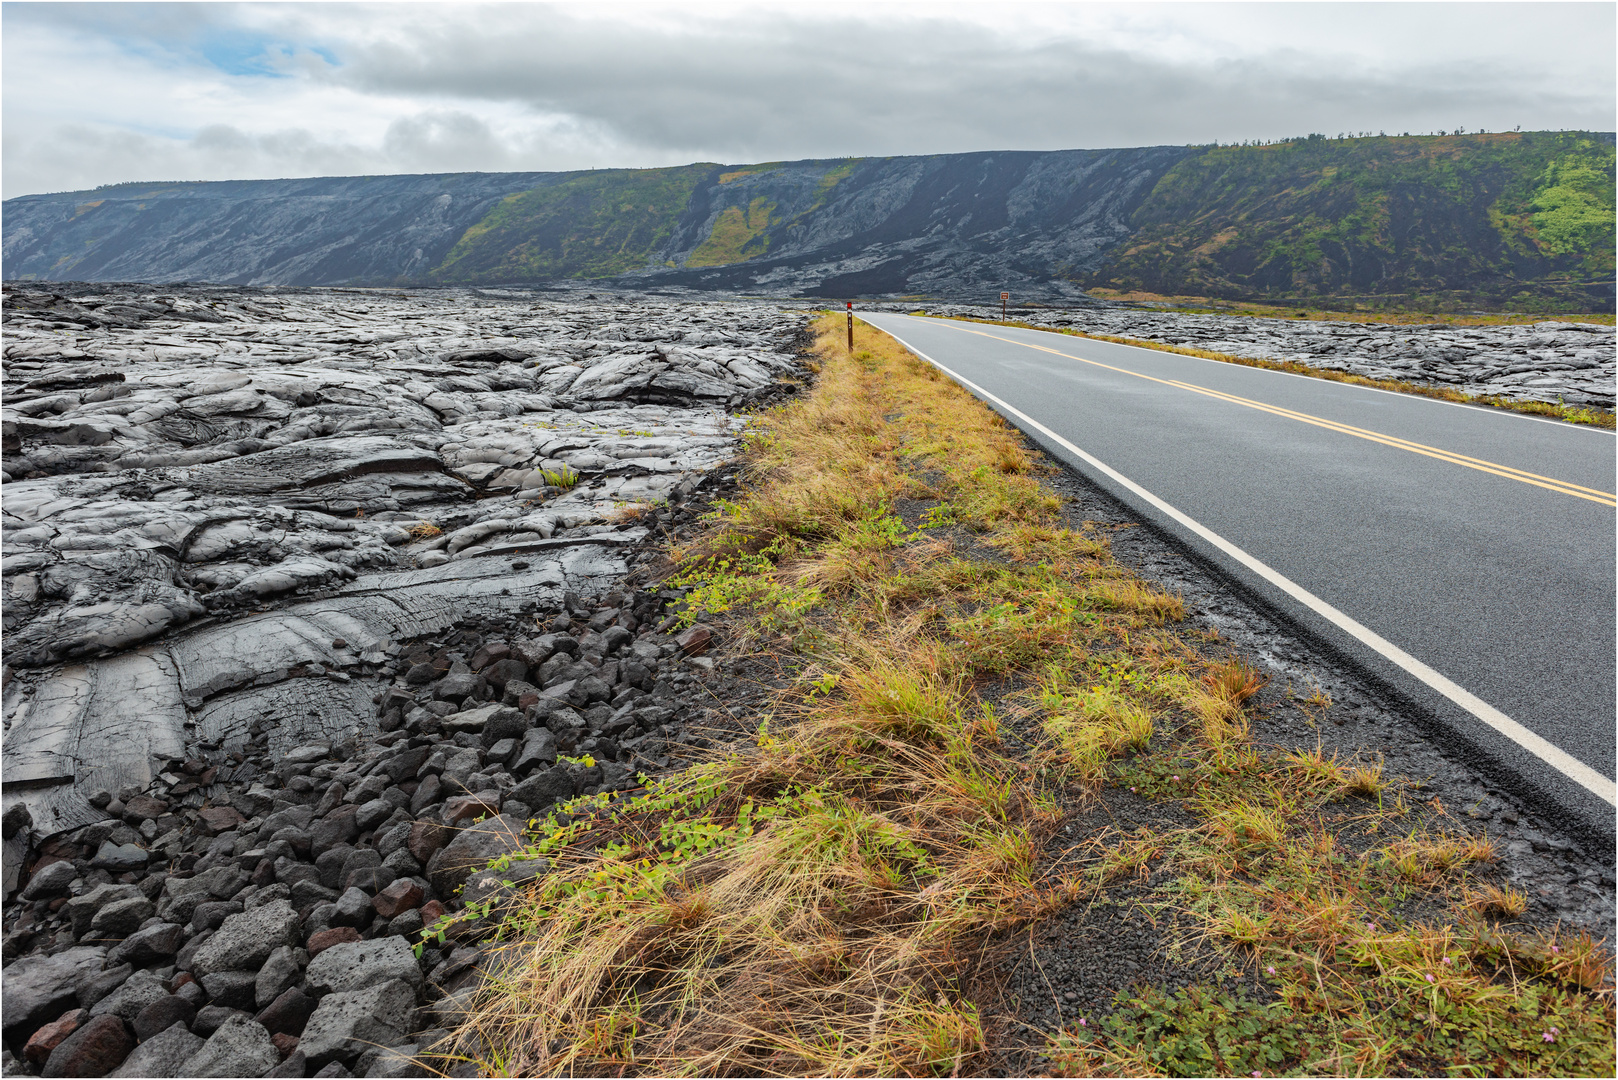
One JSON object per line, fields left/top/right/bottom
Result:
{"left": 3, "top": 2, "right": 1612, "bottom": 196}
{"left": 381, "top": 111, "right": 513, "bottom": 172}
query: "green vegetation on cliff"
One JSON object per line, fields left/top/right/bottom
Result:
{"left": 430, "top": 165, "right": 712, "bottom": 282}
{"left": 429, "top": 156, "right": 865, "bottom": 281}
{"left": 685, "top": 196, "right": 778, "bottom": 267}
{"left": 1524, "top": 155, "right": 1615, "bottom": 255}
{"left": 1085, "top": 132, "right": 1615, "bottom": 312}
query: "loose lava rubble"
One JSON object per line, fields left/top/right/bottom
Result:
{"left": 0, "top": 285, "right": 812, "bottom": 1078}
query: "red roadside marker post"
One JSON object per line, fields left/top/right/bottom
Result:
{"left": 1001, "top": 291, "right": 1009, "bottom": 320}
{"left": 847, "top": 301, "right": 854, "bottom": 352}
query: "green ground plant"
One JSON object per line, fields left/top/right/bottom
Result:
{"left": 1046, "top": 660, "right": 1614, "bottom": 1077}
{"left": 537, "top": 464, "right": 581, "bottom": 491}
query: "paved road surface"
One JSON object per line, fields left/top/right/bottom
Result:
{"left": 860, "top": 313, "right": 1616, "bottom": 840}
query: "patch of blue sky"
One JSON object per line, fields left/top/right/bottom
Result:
{"left": 197, "top": 28, "right": 291, "bottom": 77}
{"left": 194, "top": 31, "right": 340, "bottom": 77}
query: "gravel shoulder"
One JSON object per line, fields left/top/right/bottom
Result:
{"left": 981, "top": 444, "right": 1615, "bottom": 1074}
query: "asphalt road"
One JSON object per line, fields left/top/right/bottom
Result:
{"left": 861, "top": 313, "right": 1617, "bottom": 840}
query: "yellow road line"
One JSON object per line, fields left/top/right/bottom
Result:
{"left": 1164, "top": 379, "right": 1615, "bottom": 496}
{"left": 939, "top": 322, "right": 1617, "bottom": 509}
{"left": 1165, "top": 381, "right": 1617, "bottom": 506}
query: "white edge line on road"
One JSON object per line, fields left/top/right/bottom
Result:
{"left": 906, "top": 313, "right": 1617, "bottom": 436}
{"left": 871, "top": 320, "right": 1618, "bottom": 807}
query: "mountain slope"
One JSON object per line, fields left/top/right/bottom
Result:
{"left": 430, "top": 164, "right": 714, "bottom": 281}
{"left": 1087, "top": 131, "right": 1616, "bottom": 312}
{"left": 2, "top": 134, "right": 1612, "bottom": 310}
{"left": 1, "top": 172, "right": 566, "bottom": 285}
{"left": 648, "top": 148, "right": 1189, "bottom": 299}
{"left": 0, "top": 148, "right": 1191, "bottom": 302}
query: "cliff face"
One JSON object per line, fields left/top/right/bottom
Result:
{"left": 4, "top": 134, "right": 1612, "bottom": 309}
{"left": 1089, "top": 132, "right": 1617, "bottom": 312}
{"left": 642, "top": 147, "right": 1190, "bottom": 300}
{"left": 1, "top": 173, "right": 561, "bottom": 286}
{"left": 1, "top": 148, "right": 1189, "bottom": 302}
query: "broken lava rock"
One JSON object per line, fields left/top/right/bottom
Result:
{"left": 1, "top": 286, "right": 802, "bottom": 1080}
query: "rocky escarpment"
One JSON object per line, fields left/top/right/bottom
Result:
{"left": 0, "top": 174, "right": 560, "bottom": 288}
{"left": 6, "top": 134, "right": 1613, "bottom": 312}
{"left": 1087, "top": 132, "right": 1617, "bottom": 313}
{"left": 3, "top": 149, "right": 1192, "bottom": 303}
{"left": 1, "top": 286, "right": 809, "bottom": 1077}
{"left": 432, "top": 149, "right": 1192, "bottom": 302}
{"left": 877, "top": 302, "right": 1616, "bottom": 409}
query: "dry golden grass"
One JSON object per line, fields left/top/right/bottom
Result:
{"left": 1466, "top": 884, "right": 1529, "bottom": 918}
{"left": 439, "top": 312, "right": 1614, "bottom": 1078}
{"left": 1342, "top": 762, "right": 1386, "bottom": 798}
{"left": 1081, "top": 288, "right": 1616, "bottom": 328}
{"left": 445, "top": 672, "right": 1061, "bottom": 1076}
{"left": 438, "top": 313, "right": 1171, "bottom": 1076}
{"left": 1056, "top": 686, "right": 1617, "bottom": 1077}
{"left": 1201, "top": 657, "right": 1266, "bottom": 705}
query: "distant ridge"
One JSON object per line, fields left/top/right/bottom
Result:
{"left": 4, "top": 132, "right": 1612, "bottom": 311}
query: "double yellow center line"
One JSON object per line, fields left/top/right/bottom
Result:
{"left": 943, "top": 323, "right": 1616, "bottom": 509}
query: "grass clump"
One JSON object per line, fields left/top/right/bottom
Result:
{"left": 538, "top": 464, "right": 581, "bottom": 491}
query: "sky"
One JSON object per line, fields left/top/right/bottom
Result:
{"left": 3, "top": 1, "right": 1614, "bottom": 197}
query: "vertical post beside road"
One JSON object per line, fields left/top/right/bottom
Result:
{"left": 1001, "top": 291, "right": 1009, "bottom": 320}
{"left": 847, "top": 301, "right": 854, "bottom": 351}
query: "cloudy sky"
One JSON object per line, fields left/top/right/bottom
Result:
{"left": 3, "top": 1, "right": 1613, "bottom": 197}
